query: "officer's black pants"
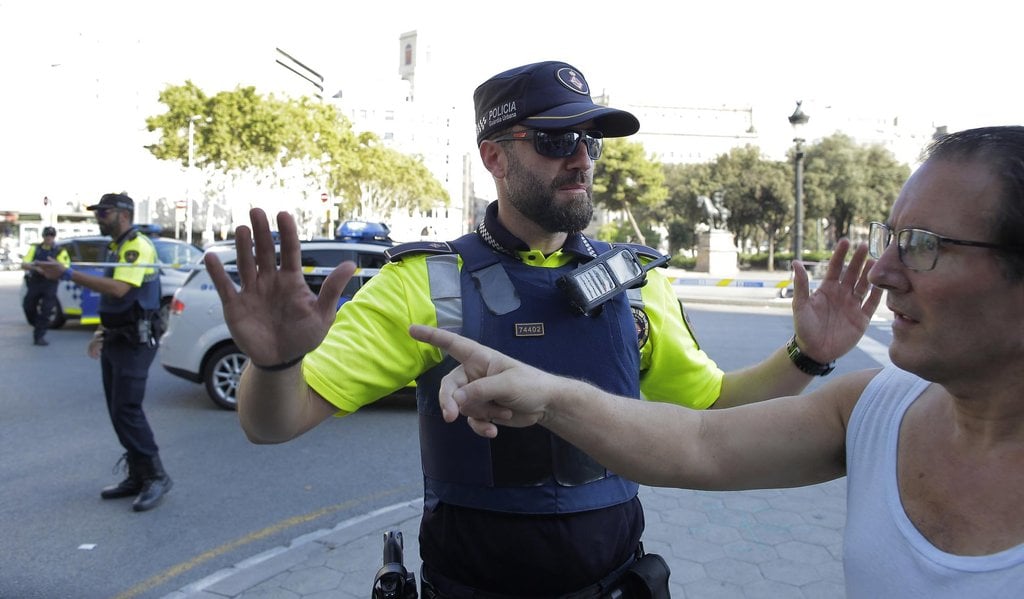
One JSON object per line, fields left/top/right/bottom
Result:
{"left": 23, "top": 280, "right": 58, "bottom": 341}
{"left": 101, "top": 336, "right": 159, "bottom": 458}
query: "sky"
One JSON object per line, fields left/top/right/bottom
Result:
{"left": 2, "top": 0, "right": 1022, "bottom": 213}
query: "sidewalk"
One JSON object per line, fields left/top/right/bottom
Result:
{"left": 165, "top": 482, "right": 848, "bottom": 599}
{"left": 162, "top": 270, "right": 850, "bottom": 599}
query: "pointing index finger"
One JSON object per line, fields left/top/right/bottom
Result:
{"left": 409, "top": 324, "right": 466, "bottom": 359}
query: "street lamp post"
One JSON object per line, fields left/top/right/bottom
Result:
{"left": 788, "top": 101, "right": 810, "bottom": 262}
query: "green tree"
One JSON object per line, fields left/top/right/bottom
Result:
{"left": 145, "top": 81, "right": 448, "bottom": 236}
{"left": 860, "top": 144, "right": 911, "bottom": 228}
{"left": 661, "top": 161, "right": 715, "bottom": 254}
{"left": 802, "top": 133, "right": 909, "bottom": 243}
{"left": 593, "top": 138, "right": 667, "bottom": 246}
{"left": 707, "top": 146, "right": 792, "bottom": 269}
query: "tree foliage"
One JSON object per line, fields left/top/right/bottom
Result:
{"left": 600, "top": 135, "right": 912, "bottom": 270}
{"left": 802, "top": 133, "right": 909, "bottom": 242}
{"left": 144, "top": 81, "right": 448, "bottom": 235}
{"left": 593, "top": 138, "right": 667, "bottom": 246}
{"left": 661, "top": 161, "right": 715, "bottom": 253}
{"left": 710, "top": 146, "right": 793, "bottom": 267}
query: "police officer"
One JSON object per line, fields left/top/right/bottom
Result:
{"left": 37, "top": 192, "right": 172, "bottom": 512}
{"left": 22, "top": 226, "right": 70, "bottom": 345}
{"left": 207, "top": 61, "right": 880, "bottom": 596}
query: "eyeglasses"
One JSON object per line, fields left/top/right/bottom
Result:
{"left": 868, "top": 221, "right": 1023, "bottom": 271}
{"left": 491, "top": 129, "right": 604, "bottom": 160}
{"left": 94, "top": 208, "right": 117, "bottom": 219}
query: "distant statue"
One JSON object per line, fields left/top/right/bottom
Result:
{"left": 696, "top": 192, "right": 730, "bottom": 230}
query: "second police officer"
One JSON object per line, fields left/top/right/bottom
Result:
{"left": 21, "top": 225, "right": 70, "bottom": 346}
{"left": 37, "top": 192, "right": 172, "bottom": 512}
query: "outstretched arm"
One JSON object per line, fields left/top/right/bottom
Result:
{"left": 206, "top": 209, "right": 349, "bottom": 442}
{"left": 714, "top": 239, "right": 882, "bottom": 408}
{"left": 409, "top": 325, "right": 867, "bottom": 490}
{"left": 34, "top": 259, "right": 133, "bottom": 298}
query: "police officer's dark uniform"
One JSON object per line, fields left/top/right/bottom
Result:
{"left": 69, "top": 193, "right": 172, "bottom": 512}
{"left": 22, "top": 226, "right": 69, "bottom": 345}
{"left": 305, "top": 62, "right": 699, "bottom": 598}
{"left": 405, "top": 219, "right": 663, "bottom": 599}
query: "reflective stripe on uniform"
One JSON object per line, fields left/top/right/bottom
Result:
{"left": 425, "top": 254, "right": 463, "bottom": 336}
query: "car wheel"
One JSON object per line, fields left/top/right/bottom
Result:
{"left": 24, "top": 297, "right": 66, "bottom": 329}
{"left": 203, "top": 344, "right": 248, "bottom": 411}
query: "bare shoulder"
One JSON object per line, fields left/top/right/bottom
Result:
{"left": 807, "top": 368, "right": 883, "bottom": 426}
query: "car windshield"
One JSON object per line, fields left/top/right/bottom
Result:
{"left": 195, "top": 245, "right": 387, "bottom": 294}
{"left": 59, "top": 236, "right": 202, "bottom": 268}
{"left": 154, "top": 240, "right": 203, "bottom": 267}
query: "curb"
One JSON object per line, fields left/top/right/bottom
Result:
{"left": 163, "top": 500, "right": 424, "bottom": 599}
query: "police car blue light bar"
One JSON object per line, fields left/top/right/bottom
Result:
{"left": 335, "top": 220, "right": 392, "bottom": 243}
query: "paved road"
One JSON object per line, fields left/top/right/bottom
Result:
{"left": 0, "top": 270, "right": 422, "bottom": 599}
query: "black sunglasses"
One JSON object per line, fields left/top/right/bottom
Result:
{"left": 491, "top": 129, "right": 604, "bottom": 160}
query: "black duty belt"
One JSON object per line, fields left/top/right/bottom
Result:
{"left": 420, "top": 549, "right": 639, "bottom": 599}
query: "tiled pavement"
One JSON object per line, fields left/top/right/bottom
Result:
{"left": 163, "top": 482, "right": 849, "bottom": 599}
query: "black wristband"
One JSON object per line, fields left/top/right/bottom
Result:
{"left": 786, "top": 335, "right": 835, "bottom": 376}
{"left": 250, "top": 354, "right": 306, "bottom": 372}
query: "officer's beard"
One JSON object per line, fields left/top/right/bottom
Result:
{"left": 98, "top": 220, "right": 121, "bottom": 237}
{"left": 504, "top": 149, "right": 593, "bottom": 234}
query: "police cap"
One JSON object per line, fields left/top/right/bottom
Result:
{"left": 87, "top": 193, "right": 134, "bottom": 212}
{"left": 473, "top": 60, "right": 639, "bottom": 145}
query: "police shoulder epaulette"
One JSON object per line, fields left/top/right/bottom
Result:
{"left": 611, "top": 242, "right": 665, "bottom": 263}
{"left": 384, "top": 241, "right": 457, "bottom": 263}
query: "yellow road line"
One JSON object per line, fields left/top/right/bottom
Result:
{"left": 111, "top": 486, "right": 410, "bottom": 599}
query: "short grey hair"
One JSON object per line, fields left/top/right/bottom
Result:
{"left": 924, "top": 126, "right": 1024, "bottom": 281}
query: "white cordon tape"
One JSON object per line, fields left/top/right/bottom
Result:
{"left": 671, "top": 277, "right": 794, "bottom": 289}
{"left": 59, "top": 262, "right": 380, "bottom": 277}
{"left": 62, "top": 262, "right": 801, "bottom": 290}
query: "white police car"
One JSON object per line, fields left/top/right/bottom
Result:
{"left": 21, "top": 227, "right": 204, "bottom": 328}
{"left": 159, "top": 222, "right": 397, "bottom": 410}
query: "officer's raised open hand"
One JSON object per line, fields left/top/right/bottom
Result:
{"left": 206, "top": 208, "right": 356, "bottom": 369}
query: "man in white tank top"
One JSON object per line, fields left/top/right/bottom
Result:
{"left": 413, "top": 126, "right": 1024, "bottom": 597}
